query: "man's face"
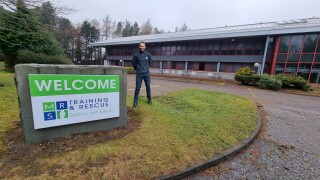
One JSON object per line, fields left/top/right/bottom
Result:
{"left": 139, "top": 43, "right": 146, "bottom": 52}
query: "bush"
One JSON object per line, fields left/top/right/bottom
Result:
{"left": 257, "top": 75, "right": 282, "bottom": 91}
{"left": 125, "top": 67, "right": 135, "bottom": 74}
{"left": 0, "top": 52, "right": 4, "bottom": 61}
{"left": 236, "top": 68, "right": 312, "bottom": 92}
{"left": 235, "top": 67, "right": 261, "bottom": 85}
{"left": 16, "top": 50, "right": 72, "bottom": 65}
{"left": 275, "top": 74, "right": 311, "bottom": 91}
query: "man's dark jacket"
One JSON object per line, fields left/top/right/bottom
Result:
{"left": 132, "top": 50, "right": 152, "bottom": 73}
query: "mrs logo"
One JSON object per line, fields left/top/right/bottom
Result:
{"left": 43, "top": 101, "right": 68, "bottom": 121}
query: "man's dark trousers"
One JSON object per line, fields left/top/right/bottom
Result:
{"left": 134, "top": 72, "right": 151, "bottom": 105}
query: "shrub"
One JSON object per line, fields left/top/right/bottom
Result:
{"left": 235, "top": 67, "right": 261, "bottom": 85}
{"left": 0, "top": 52, "right": 3, "bottom": 61}
{"left": 16, "top": 50, "right": 72, "bottom": 65}
{"left": 235, "top": 66, "right": 253, "bottom": 76}
{"left": 275, "top": 74, "right": 311, "bottom": 91}
{"left": 125, "top": 67, "right": 135, "bottom": 74}
{"left": 257, "top": 75, "right": 282, "bottom": 90}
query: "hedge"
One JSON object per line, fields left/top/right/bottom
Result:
{"left": 274, "top": 74, "right": 311, "bottom": 91}
{"left": 235, "top": 67, "right": 311, "bottom": 91}
{"left": 234, "top": 66, "right": 261, "bottom": 85}
{"left": 16, "top": 50, "right": 72, "bottom": 65}
{"left": 257, "top": 75, "right": 282, "bottom": 91}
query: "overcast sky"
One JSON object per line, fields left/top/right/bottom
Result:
{"left": 61, "top": 0, "right": 320, "bottom": 31}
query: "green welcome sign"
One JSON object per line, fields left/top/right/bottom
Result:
{"left": 28, "top": 74, "right": 120, "bottom": 129}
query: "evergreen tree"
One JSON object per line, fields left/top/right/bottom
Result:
{"left": 114, "top": 21, "right": 123, "bottom": 37}
{"left": 133, "top": 22, "right": 140, "bottom": 36}
{"left": 34, "top": 1, "right": 57, "bottom": 31}
{"left": 55, "top": 17, "right": 74, "bottom": 52}
{"left": 179, "top": 23, "right": 189, "bottom": 32}
{"left": 0, "top": 0, "right": 69, "bottom": 68}
{"left": 122, "top": 20, "right": 133, "bottom": 37}
{"left": 80, "top": 20, "right": 100, "bottom": 60}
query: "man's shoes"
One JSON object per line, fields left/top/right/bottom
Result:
{"left": 148, "top": 100, "right": 152, "bottom": 105}
{"left": 133, "top": 102, "right": 138, "bottom": 109}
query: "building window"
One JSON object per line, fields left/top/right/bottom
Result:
{"left": 151, "top": 61, "right": 160, "bottom": 68}
{"left": 199, "top": 62, "right": 205, "bottom": 71}
{"left": 171, "top": 61, "right": 176, "bottom": 69}
{"left": 278, "top": 36, "right": 291, "bottom": 53}
{"left": 236, "top": 40, "right": 246, "bottom": 55}
{"left": 199, "top": 43, "right": 206, "bottom": 55}
{"left": 193, "top": 62, "right": 199, "bottom": 70}
{"left": 315, "top": 54, "right": 320, "bottom": 63}
{"left": 162, "top": 61, "right": 170, "bottom": 69}
{"left": 310, "top": 64, "right": 320, "bottom": 83}
{"left": 273, "top": 33, "right": 320, "bottom": 82}
{"left": 124, "top": 61, "right": 132, "bottom": 67}
{"left": 300, "top": 54, "right": 314, "bottom": 62}
{"left": 285, "top": 63, "right": 298, "bottom": 74}
{"left": 176, "top": 62, "right": 185, "bottom": 70}
{"left": 298, "top": 63, "right": 312, "bottom": 70}
{"left": 220, "top": 63, "right": 226, "bottom": 72}
{"left": 205, "top": 63, "right": 217, "bottom": 71}
{"left": 303, "top": 34, "right": 318, "bottom": 52}
{"left": 276, "top": 54, "right": 287, "bottom": 62}
{"left": 289, "top": 35, "right": 304, "bottom": 53}
{"left": 234, "top": 64, "right": 242, "bottom": 72}
{"left": 220, "top": 40, "right": 228, "bottom": 55}
{"left": 287, "top": 54, "right": 300, "bottom": 62}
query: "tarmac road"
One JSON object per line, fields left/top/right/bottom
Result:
{"left": 127, "top": 74, "right": 320, "bottom": 180}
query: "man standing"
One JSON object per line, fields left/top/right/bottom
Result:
{"left": 132, "top": 42, "right": 152, "bottom": 108}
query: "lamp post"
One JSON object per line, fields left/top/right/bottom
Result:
{"left": 254, "top": 63, "right": 261, "bottom": 75}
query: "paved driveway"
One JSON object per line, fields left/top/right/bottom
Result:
{"left": 127, "top": 74, "right": 320, "bottom": 179}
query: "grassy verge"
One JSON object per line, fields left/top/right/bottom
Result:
{"left": 0, "top": 65, "right": 257, "bottom": 179}
{"left": 39, "top": 90, "right": 256, "bottom": 179}
{"left": 0, "top": 62, "right": 19, "bottom": 151}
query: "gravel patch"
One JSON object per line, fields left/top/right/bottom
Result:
{"left": 186, "top": 138, "right": 320, "bottom": 180}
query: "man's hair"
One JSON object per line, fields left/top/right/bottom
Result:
{"left": 139, "top": 41, "right": 146, "bottom": 46}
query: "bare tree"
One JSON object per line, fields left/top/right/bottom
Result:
{"left": 90, "top": 18, "right": 100, "bottom": 29}
{"left": 139, "top": 19, "right": 153, "bottom": 35}
{"left": 179, "top": 22, "right": 189, "bottom": 32}
{"left": 111, "top": 20, "right": 117, "bottom": 38}
{"left": 0, "top": 0, "right": 73, "bottom": 14}
{"left": 102, "top": 14, "right": 112, "bottom": 39}
{"left": 0, "top": 0, "right": 42, "bottom": 11}
{"left": 175, "top": 26, "right": 179, "bottom": 32}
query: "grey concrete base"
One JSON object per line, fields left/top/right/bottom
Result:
{"left": 14, "top": 64, "right": 127, "bottom": 144}
{"left": 157, "top": 107, "right": 262, "bottom": 180}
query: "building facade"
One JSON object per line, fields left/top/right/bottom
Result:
{"left": 90, "top": 18, "right": 320, "bottom": 84}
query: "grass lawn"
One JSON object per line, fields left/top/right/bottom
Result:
{"left": 0, "top": 62, "right": 19, "bottom": 151}
{"left": 0, "top": 63, "right": 257, "bottom": 179}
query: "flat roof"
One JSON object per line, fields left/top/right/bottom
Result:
{"left": 90, "top": 17, "right": 320, "bottom": 47}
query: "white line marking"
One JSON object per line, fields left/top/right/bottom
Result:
{"left": 248, "top": 88, "right": 256, "bottom": 99}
